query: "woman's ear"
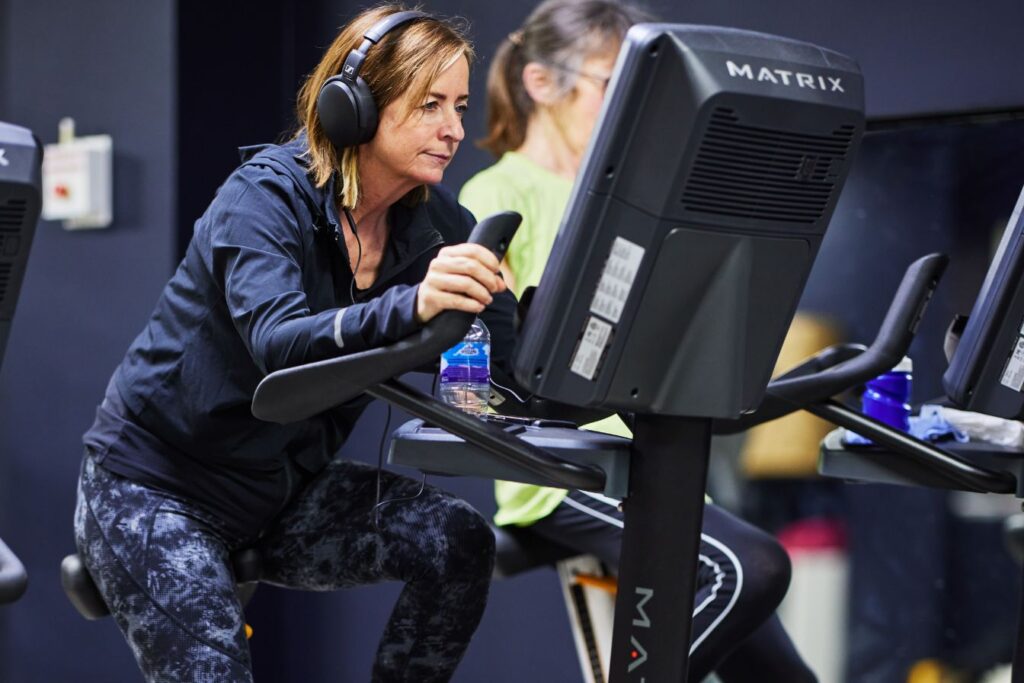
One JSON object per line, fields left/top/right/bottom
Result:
{"left": 522, "top": 62, "right": 560, "bottom": 106}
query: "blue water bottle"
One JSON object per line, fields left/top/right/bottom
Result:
{"left": 847, "top": 356, "right": 912, "bottom": 444}
{"left": 862, "top": 356, "right": 913, "bottom": 431}
{"left": 439, "top": 318, "right": 490, "bottom": 415}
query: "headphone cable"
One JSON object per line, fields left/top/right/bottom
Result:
{"left": 371, "top": 403, "right": 427, "bottom": 532}
{"left": 342, "top": 207, "right": 363, "bottom": 304}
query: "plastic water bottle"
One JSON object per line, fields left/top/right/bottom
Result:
{"left": 439, "top": 318, "right": 490, "bottom": 414}
{"left": 862, "top": 356, "right": 913, "bottom": 432}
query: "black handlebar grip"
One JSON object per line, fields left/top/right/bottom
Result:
{"left": 748, "top": 252, "right": 949, "bottom": 415}
{"left": 419, "top": 210, "right": 522, "bottom": 355}
{"left": 873, "top": 252, "right": 948, "bottom": 360}
{"left": 467, "top": 211, "right": 520, "bottom": 262}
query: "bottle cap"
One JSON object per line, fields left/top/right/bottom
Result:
{"left": 893, "top": 356, "right": 913, "bottom": 373}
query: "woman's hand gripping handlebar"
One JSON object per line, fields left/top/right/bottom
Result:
{"left": 250, "top": 212, "right": 521, "bottom": 424}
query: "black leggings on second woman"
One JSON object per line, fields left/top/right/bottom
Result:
{"left": 529, "top": 490, "right": 818, "bottom": 682}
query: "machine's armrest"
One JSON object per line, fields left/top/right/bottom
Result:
{"left": 376, "top": 380, "right": 607, "bottom": 491}
{"left": 814, "top": 404, "right": 1018, "bottom": 494}
{"left": 819, "top": 427, "right": 1024, "bottom": 494}
{"left": 0, "top": 537, "right": 27, "bottom": 605}
{"left": 389, "top": 416, "right": 626, "bottom": 496}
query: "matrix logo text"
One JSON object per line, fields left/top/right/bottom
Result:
{"left": 726, "top": 60, "right": 844, "bottom": 92}
{"left": 628, "top": 586, "right": 653, "bottom": 679}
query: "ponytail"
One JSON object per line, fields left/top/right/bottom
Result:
{"left": 476, "top": 0, "right": 653, "bottom": 160}
{"left": 478, "top": 36, "right": 532, "bottom": 158}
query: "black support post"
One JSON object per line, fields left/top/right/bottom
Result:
{"left": 609, "top": 414, "right": 712, "bottom": 682}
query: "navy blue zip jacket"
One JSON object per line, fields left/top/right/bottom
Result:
{"left": 83, "top": 136, "right": 519, "bottom": 541}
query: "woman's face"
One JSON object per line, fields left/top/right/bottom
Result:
{"left": 363, "top": 55, "right": 470, "bottom": 191}
{"left": 552, "top": 52, "right": 617, "bottom": 156}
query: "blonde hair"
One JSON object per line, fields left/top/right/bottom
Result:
{"left": 295, "top": 4, "right": 474, "bottom": 209}
{"left": 479, "top": 0, "right": 650, "bottom": 158}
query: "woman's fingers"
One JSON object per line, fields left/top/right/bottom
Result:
{"left": 435, "top": 245, "right": 505, "bottom": 292}
{"left": 431, "top": 257, "right": 503, "bottom": 293}
{"left": 416, "top": 278, "right": 487, "bottom": 323}
{"left": 415, "top": 243, "right": 508, "bottom": 323}
{"left": 425, "top": 271, "right": 494, "bottom": 306}
{"left": 428, "top": 290, "right": 487, "bottom": 314}
{"left": 440, "top": 242, "right": 502, "bottom": 270}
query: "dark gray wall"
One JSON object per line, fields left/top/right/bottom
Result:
{"left": 0, "top": 1, "right": 177, "bottom": 681}
{"left": 175, "top": 1, "right": 325, "bottom": 258}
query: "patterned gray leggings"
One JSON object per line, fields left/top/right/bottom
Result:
{"left": 74, "top": 455, "right": 495, "bottom": 682}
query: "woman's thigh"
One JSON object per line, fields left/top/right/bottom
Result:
{"left": 526, "top": 492, "right": 745, "bottom": 626}
{"left": 528, "top": 492, "right": 777, "bottom": 575}
{"left": 75, "top": 456, "right": 252, "bottom": 682}
{"left": 256, "top": 459, "right": 494, "bottom": 590}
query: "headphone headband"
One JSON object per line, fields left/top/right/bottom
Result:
{"left": 364, "top": 10, "right": 427, "bottom": 44}
{"left": 340, "top": 10, "right": 428, "bottom": 84}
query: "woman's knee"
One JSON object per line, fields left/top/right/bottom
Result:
{"left": 429, "top": 498, "right": 495, "bottom": 581}
{"left": 733, "top": 527, "right": 792, "bottom": 616}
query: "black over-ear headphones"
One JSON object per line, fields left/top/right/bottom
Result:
{"left": 317, "top": 10, "right": 429, "bottom": 150}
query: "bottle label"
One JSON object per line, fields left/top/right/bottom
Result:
{"left": 440, "top": 341, "right": 490, "bottom": 384}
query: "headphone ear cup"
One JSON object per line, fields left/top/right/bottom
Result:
{"left": 317, "top": 76, "right": 379, "bottom": 149}
{"left": 317, "top": 76, "right": 359, "bottom": 149}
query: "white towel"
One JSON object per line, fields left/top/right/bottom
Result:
{"left": 929, "top": 404, "right": 1024, "bottom": 450}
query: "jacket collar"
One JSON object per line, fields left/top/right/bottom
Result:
{"left": 238, "top": 136, "right": 445, "bottom": 263}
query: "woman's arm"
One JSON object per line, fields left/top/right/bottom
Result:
{"left": 206, "top": 164, "right": 505, "bottom": 375}
{"left": 203, "top": 165, "right": 415, "bottom": 373}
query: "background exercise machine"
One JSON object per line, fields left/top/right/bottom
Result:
{"left": 813, "top": 187, "right": 1024, "bottom": 679}
{"left": 0, "top": 120, "right": 41, "bottom": 606}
